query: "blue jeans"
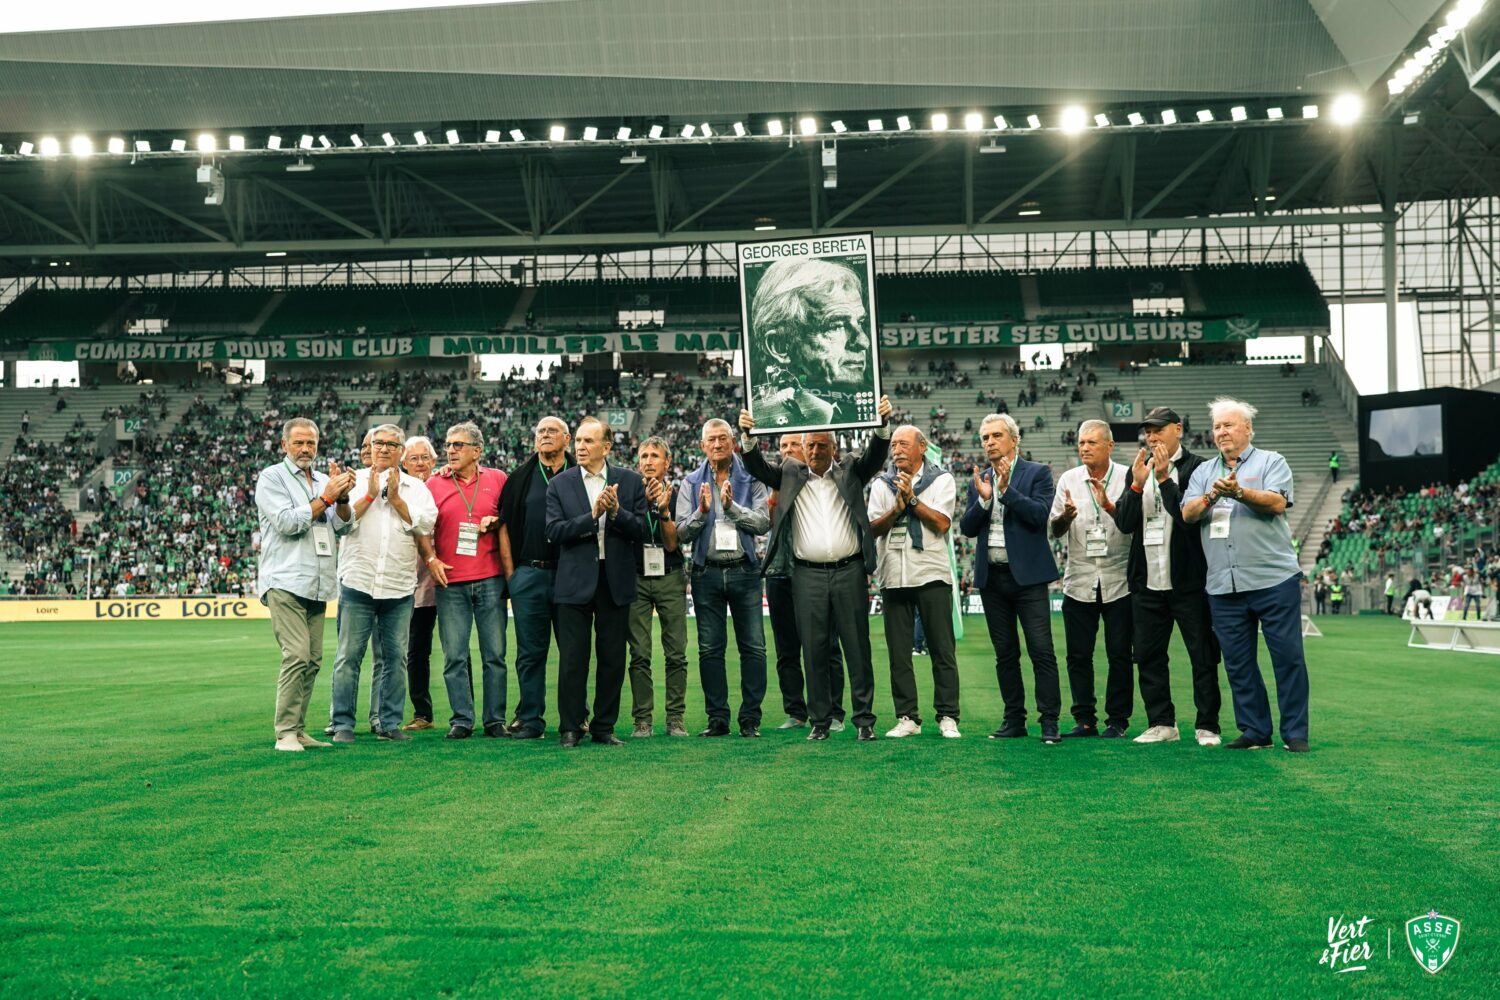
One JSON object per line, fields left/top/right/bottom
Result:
{"left": 435, "top": 576, "right": 508, "bottom": 729}
{"left": 328, "top": 605, "right": 386, "bottom": 728}
{"left": 1208, "top": 575, "right": 1310, "bottom": 742}
{"left": 508, "top": 566, "right": 556, "bottom": 733}
{"left": 912, "top": 608, "right": 927, "bottom": 653}
{"left": 691, "top": 562, "right": 767, "bottom": 725}
{"left": 330, "top": 585, "right": 413, "bottom": 735}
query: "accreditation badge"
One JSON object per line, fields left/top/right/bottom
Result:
{"left": 989, "top": 517, "right": 1006, "bottom": 550}
{"left": 713, "top": 519, "right": 739, "bottom": 552}
{"left": 1209, "top": 503, "right": 1232, "bottom": 539}
{"left": 642, "top": 545, "right": 666, "bottom": 577}
{"left": 888, "top": 524, "right": 909, "bottom": 551}
{"left": 1085, "top": 524, "right": 1109, "bottom": 558}
{"left": 311, "top": 523, "right": 334, "bottom": 557}
{"left": 456, "top": 521, "right": 481, "bottom": 557}
{"left": 1143, "top": 514, "right": 1166, "bottom": 546}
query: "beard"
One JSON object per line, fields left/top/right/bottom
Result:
{"left": 291, "top": 455, "right": 314, "bottom": 471}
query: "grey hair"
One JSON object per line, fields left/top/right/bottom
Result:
{"left": 1077, "top": 419, "right": 1113, "bottom": 442}
{"left": 403, "top": 435, "right": 436, "bottom": 458}
{"left": 361, "top": 428, "right": 374, "bottom": 444}
{"left": 534, "top": 415, "right": 569, "bottom": 435}
{"left": 1209, "top": 397, "right": 1257, "bottom": 439}
{"left": 447, "top": 421, "right": 484, "bottom": 449}
{"left": 750, "top": 258, "right": 864, "bottom": 365}
{"left": 893, "top": 424, "right": 929, "bottom": 451}
{"left": 281, "top": 417, "right": 318, "bottom": 441}
{"left": 639, "top": 435, "right": 672, "bottom": 460}
{"left": 979, "top": 412, "right": 1020, "bottom": 441}
{"left": 370, "top": 423, "right": 404, "bottom": 443}
{"left": 701, "top": 418, "right": 733, "bottom": 439}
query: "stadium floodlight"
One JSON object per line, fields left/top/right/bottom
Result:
{"left": 1059, "top": 106, "right": 1087, "bottom": 133}
{"left": 648, "top": 124, "right": 664, "bottom": 139}
{"left": 299, "top": 134, "right": 315, "bottom": 149}
{"left": 69, "top": 136, "right": 92, "bottom": 158}
{"left": 349, "top": 134, "right": 365, "bottom": 147}
{"left": 510, "top": 129, "right": 526, "bottom": 142}
{"left": 37, "top": 136, "right": 60, "bottom": 157}
{"left": 413, "top": 131, "right": 429, "bottom": 145}
{"left": 484, "top": 129, "right": 501, "bottom": 142}
{"left": 1018, "top": 208, "right": 1041, "bottom": 216}
{"left": 993, "top": 114, "right": 1009, "bottom": 130}
{"left": 1266, "top": 106, "right": 1284, "bottom": 120}
{"left": 317, "top": 135, "right": 332, "bottom": 149}
{"left": 267, "top": 134, "right": 282, "bottom": 150}
{"left": 550, "top": 125, "right": 567, "bottom": 141}
{"left": 799, "top": 117, "right": 817, "bottom": 135}
{"left": 196, "top": 133, "right": 216, "bottom": 153}
{"left": 19, "top": 141, "right": 34, "bottom": 156}
{"left": 679, "top": 124, "right": 695, "bottom": 138}
{"left": 1159, "top": 109, "right": 1178, "bottom": 125}
{"left": 1025, "top": 114, "right": 1042, "bottom": 129}
{"left": 1403, "top": 111, "right": 1421, "bottom": 125}
{"left": 831, "top": 120, "right": 847, "bottom": 133}
{"left": 930, "top": 112, "right": 949, "bottom": 131}
{"left": 445, "top": 129, "right": 460, "bottom": 144}
{"left": 1126, "top": 111, "right": 1145, "bottom": 126}
{"left": 266, "top": 251, "right": 287, "bottom": 257}
{"left": 1330, "top": 93, "right": 1363, "bottom": 125}
{"left": 381, "top": 132, "right": 397, "bottom": 146}
{"left": 1230, "top": 106, "right": 1248, "bottom": 122}
{"left": 618, "top": 126, "right": 633, "bottom": 141}
{"left": 963, "top": 112, "right": 982, "bottom": 132}
{"left": 1448, "top": 1, "right": 1479, "bottom": 30}
{"left": 1414, "top": 47, "right": 1435, "bottom": 66}
{"left": 228, "top": 134, "right": 246, "bottom": 151}
{"left": 698, "top": 124, "right": 712, "bottom": 137}
{"left": 1094, "top": 112, "right": 1111, "bottom": 128}
{"left": 1301, "top": 104, "right": 1319, "bottom": 119}
{"left": 766, "top": 119, "right": 784, "bottom": 137}
{"left": 1437, "top": 24, "right": 1459, "bottom": 43}
{"left": 583, "top": 126, "right": 599, "bottom": 141}
{"left": 170, "top": 138, "right": 188, "bottom": 152}
{"left": 1196, "top": 109, "right": 1214, "bottom": 123}
{"left": 896, "top": 115, "right": 911, "bottom": 131}
{"left": 732, "top": 122, "right": 746, "bottom": 136}
{"left": 867, "top": 118, "right": 884, "bottom": 131}
{"left": 136, "top": 139, "right": 152, "bottom": 152}
{"left": 1388, "top": 78, "right": 1405, "bottom": 94}
{"left": 107, "top": 137, "right": 125, "bottom": 154}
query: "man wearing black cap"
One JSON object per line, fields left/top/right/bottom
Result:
{"left": 1110, "top": 406, "right": 1224, "bottom": 746}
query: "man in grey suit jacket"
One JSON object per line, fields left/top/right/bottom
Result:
{"left": 740, "top": 396, "right": 892, "bottom": 742}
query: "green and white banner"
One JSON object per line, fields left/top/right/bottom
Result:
{"left": 23, "top": 330, "right": 742, "bottom": 363}
{"left": 880, "top": 316, "right": 1261, "bottom": 350}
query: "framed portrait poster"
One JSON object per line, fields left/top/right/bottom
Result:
{"left": 737, "top": 232, "right": 882, "bottom": 436}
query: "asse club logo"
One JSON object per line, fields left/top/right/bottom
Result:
{"left": 1405, "top": 911, "right": 1461, "bottom": 974}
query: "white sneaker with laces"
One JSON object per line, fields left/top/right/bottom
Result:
{"left": 1195, "top": 729, "right": 1222, "bottom": 747}
{"left": 777, "top": 717, "right": 807, "bottom": 730}
{"left": 274, "top": 735, "right": 305, "bottom": 752}
{"left": 828, "top": 719, "right": 846, "bottom": 733}
{"left": 885, "top": 717, "right": 922, "bottom": 738}
{"left": 938, "top": 717, "right": 962, "bottom": 739}
{"left": 1133, "top": 725, "right": 1181, "bottom": 744}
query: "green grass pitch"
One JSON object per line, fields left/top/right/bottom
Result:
{"left": 0, "top": 614, "right": 1494, "bottom": 997}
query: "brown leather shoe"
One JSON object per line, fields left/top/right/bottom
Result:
{"left": 401, "top": 718, "right": 434, "bottom": 732}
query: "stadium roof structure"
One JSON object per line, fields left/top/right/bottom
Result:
{"left": 0, "top": 0, "right": 1497, "bottom": 276}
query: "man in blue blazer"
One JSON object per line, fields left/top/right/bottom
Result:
{"left": 545, "top": 416, "right": 650, "bottom": 746}
{"left": 959, "top": 412, "right": 1063, "bottom": 743}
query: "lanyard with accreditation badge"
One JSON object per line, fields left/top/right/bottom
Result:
{"left": 454, "top": 472, "right": 483, "bottom": 557}
{"left": 1083, "top": 464, "right": 1113, "bottom": 557}
{"left": 284, "top": 459, "right": 335, "bottom": 557}
{"left": 1208, "top": 454, "right": 1236, "bottom": 539}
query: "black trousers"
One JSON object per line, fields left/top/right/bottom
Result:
{"left": 1061, "top": 590, "right": 1133, "bottom": 729}
{"left": 766, "top": 574, "right": 845, "bottom": 721}
{"left": 555, "top": 565, "right": 630, "bottom": 736}
{"left": 884, "top": 581, "right": 961, "bottom": 724}
{"left": 979, "top": 562, "right": 1061, "bottom": 726}
{"left": 1132, "top": 587, "right": 1222, "bottom": 731}
{"left": 791, "top": 561, "right": 876, "bottom": 728}
{"left": 405, "top": 603, "right": 438, "bottom": 722}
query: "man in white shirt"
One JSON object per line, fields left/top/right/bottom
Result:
{"left": 328, "top": 424, "right": 439, "bottom": 744}
{"left": 1049, "top": 420, "right": 1132, "bottom": 739}
{"left": 868, "top": 425, "right": 961, "bottom": 739}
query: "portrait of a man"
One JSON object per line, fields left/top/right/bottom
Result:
{"left": 739, "top": 239, "right": 882, "bottom": 435}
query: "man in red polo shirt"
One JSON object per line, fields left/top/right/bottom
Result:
{"left": 427, "top": 421, "right": 510, "bottom": 739}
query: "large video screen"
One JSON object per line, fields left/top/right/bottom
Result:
{"left": 1367, "top": 404, "right": 1444, "bottom": 460}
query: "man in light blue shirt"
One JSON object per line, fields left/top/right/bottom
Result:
{"left": 256, "top": 417, "right": 354, "bottom": 753}
{"left": 1183, "top": 398, "right": 1310, "bottom": 753}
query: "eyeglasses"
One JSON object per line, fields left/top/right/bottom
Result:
{"left": 444, "top": 440, "right": 477, "bottom": 449}
{"left": 371, "top": 440, "right": 402, "bottom": 449}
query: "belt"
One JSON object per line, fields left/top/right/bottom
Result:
{"left": 693, "top": 556, "right": 749, "bottom": 572}
{"left": 523, "top": 559, "right": 556, "bottom": 570}
{"left": 794, "top": 554, "right": 861, "bottom": 570}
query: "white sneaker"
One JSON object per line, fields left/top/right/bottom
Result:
{"left": 776, "top": 717, "right": 807, "bottom": 730}
{"left": 296, "top": 732, "right": 332, "bottom": 748}
{"left": 1133, "top": 725, "right": 1181, "bottom": 744}
{"left": 828, "top": 719, "right": 846, "bottom": 733}
{"left": 885, "top": 716, "right": 922, "bottom": 738}
{"left": 938, "top": 717, "right": 962, "bottom": 739}
{"left": 1195, "top": 729, "right": 1222, "bottom": 747}
{"left": 274, "top": 735, "right": 305, "bottom": 752}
